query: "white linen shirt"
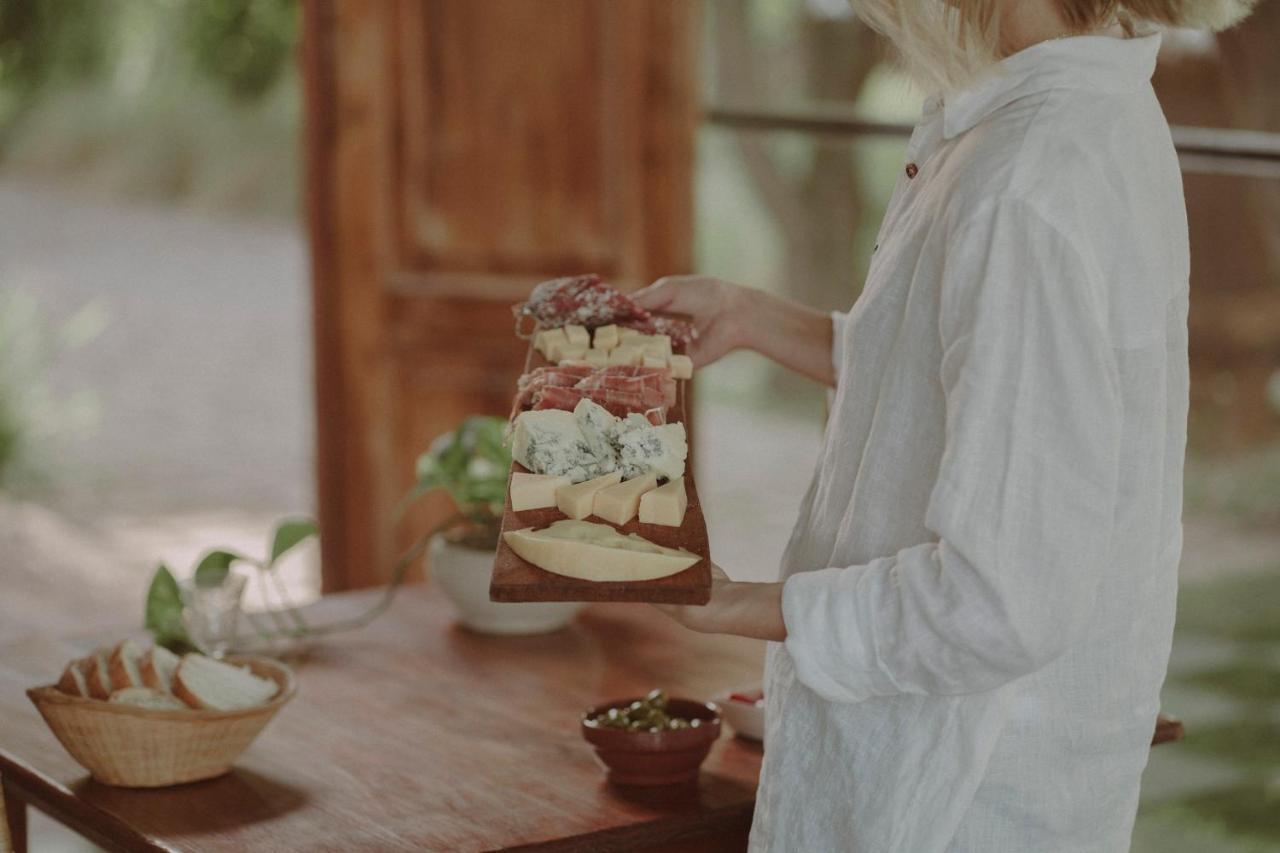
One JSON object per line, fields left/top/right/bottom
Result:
{"left": 751, "top": 34, "right": 1188, "bottom": 853}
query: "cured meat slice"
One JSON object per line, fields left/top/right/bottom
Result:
{"left": 513, "top": 274, "right": 696, "bottom": 347}
{"left": 575, "top": 365, "right": 675, "bottom": 408}
{"left": 533, "top": 385, "right": 588, "bottom": 411}
{"left": 512, "top": 364, "right": 677, "bottom": 420}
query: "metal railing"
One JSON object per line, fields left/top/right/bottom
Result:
{"left": 706, "top": 104, "right": 1280, "bottom": 179}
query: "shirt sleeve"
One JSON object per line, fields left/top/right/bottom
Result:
{"left": 782, "top": 198, "right": 1122, "bottom": 704}
{"left": 831, "top": 310, "right": 848, "bottom": 385}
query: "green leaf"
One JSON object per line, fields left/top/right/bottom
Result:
{"left": 405, "top": 416, "right": 511, "bottom": 526}
{"left": 268, "top": 518, "right": 318, "bottom": 568}
{"left": 193, "top": 549, "right": 243, "bottom": 587}
{"left": 144, "top": 564, "right": 192, "bottom": 651}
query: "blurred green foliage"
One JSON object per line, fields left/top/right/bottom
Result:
{"left": 0, "top": 0, "right": 294, "bottom": 116}
{"left": 0, "top": 0, "right": 108, "bottom": 99}
{"left": 0, "top": 0, "right": 301, "bottom": 216}
{"left": 184, "top": 0, "right": 297, "bottom": 101}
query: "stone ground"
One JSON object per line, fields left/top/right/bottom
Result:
{"left": 1, "top": 181, "right": 1276, "bottom": 851}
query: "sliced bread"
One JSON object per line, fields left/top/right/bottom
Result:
{"left": 84, "top": 647, "right": 115, "bottom": 699}
{"left": 108, "top": 639, "right": 145, "bottom": 690}
{"left": 108, "top": 687, "right": 189, "bottom": 711}
{"left": 139, "top": 645, "right": 180, "bottom": 694}
{"left": 171, "top": 654, "right": 278, "bottom": 711}
{"left": 56, "top": 658, "right": 91, "bottom": 697}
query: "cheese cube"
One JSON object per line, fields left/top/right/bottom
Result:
{"left": 639, "top": 477, "right": 688, "bottom": 527}
{"left": 641, "top": 335, "right": 672, "bottom": 359}
{"left": 583, "top": 349, "right": 609, "bottom": 367}
{"left": 617, "top": 327, "right": 641, "bottom": 341}
{"left": 642, "top": 355, "right": 668, "bottom": 369}
{"left": 593, "top": 324, "right": 619, "bottom": 350}
{"left": 510, "top": 472, "right": 571, "bottom": 512}
{"left": 608, "top": 345, "right": 643, "bottom": 366}
{"left": 593, "top": 473, "right": 658, "bottom": 526}
{"left": 564, "top": 324, "right": 590, "bottom": 348}
{"left": 537, "top": 328, "right": 569, "bottom": 360}
{"left": 556, "top": 471, "right": 623, "bottom": 520}
{"left": 668, "top": 354, "right": 693, "bottom": 380}
{"left": 557, "top": 345, "right": 588, "bottom": 364}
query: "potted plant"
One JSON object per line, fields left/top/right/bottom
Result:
{"left": 404, "top": 416, "right": 584, "bottom": 635}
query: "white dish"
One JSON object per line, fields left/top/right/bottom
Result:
{"left": 714, "top": 686, "right": 764, "bottom": 742}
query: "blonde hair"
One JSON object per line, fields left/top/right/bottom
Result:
{"left": 848, "top": 0, "right": 1258, "bottom": 91}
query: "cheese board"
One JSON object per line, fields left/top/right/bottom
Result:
{"left": 488, "top": 275, "right": 712, "bottom": 605}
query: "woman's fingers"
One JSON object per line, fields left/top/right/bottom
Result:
{"left": 631, "top": 277, "right": 682, "bottom": 312}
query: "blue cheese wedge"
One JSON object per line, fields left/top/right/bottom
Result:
{"left": 573, "top": 399, "right": 619, "bottom": 466}
{"left": 511, "top": 410, "right": 608, "bottom": 483}
{"left": 503, "top": 520, "right": 699, "bottom": 582}
{"left": 614, "top": 416, "right": 687, "bottom": 481}
{"left": 512, "top": 402, "right": 687, "bottom": 487}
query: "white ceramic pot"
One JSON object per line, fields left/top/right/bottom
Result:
{"left": 429, "top": 535, "right": 584, "bottom": 635}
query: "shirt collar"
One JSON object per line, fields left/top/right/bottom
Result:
{"left": 941, "top": 33, "right": 1162, "bottom": 139}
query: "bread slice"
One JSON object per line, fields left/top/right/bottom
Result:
{"left": 108, "top": 687, "right": 189, "bottom": 711}
{"left": 171, "top": 655, "right": 278, "bottom": 711}
{"left": 108, "top": 639, "right": 145, "bottom": 690}
{"left": 84, "top": 647, "right": 115, "bottom": 699}
{"left": 139, "top": 645, "right": 180, "bottom": 694}
{"left": 56, "top": 658, "right": 90, "bottom": 697}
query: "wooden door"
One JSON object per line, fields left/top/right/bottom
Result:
{"left": 303, "top": 1, "right": 699, "bottom": 590}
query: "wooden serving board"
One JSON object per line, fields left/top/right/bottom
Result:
{"left": 489, "top": 343, "right": 712, "bottom": 605}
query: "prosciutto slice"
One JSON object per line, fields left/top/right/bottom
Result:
{"left": 513, "top": 364, "right": 676, "bottom": 421}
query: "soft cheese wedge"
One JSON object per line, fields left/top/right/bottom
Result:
{"left": 504, "top": 520, "right": 699, "bottom": 582}
{"left": 510, "top": 472, "right": 571, "bottom": 511}
{"left": 639, "top": 476, "right": 688, "bottom": 527}
{"left": 557, "top": 471, "right": 622, "bottom": 519}
{"left": 593, "top": 472, "right": 658, "bottom": 525}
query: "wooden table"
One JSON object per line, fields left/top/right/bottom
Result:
{"left": 0, "top": 586, "right": 765, "bottom": 852}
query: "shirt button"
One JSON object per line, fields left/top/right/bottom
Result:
{"left": 905, "top": 163, "right": 919, "bottom": 179}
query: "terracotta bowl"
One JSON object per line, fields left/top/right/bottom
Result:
{"left": 581, "top": 697, "right": 721, "bottom": 787}
{"left": 27, "top": 655, "right": 295, "bottom": 788}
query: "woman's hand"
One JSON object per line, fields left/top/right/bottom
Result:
{"left": 634, "top": 275, "right": 837, "bottom": 387}
{"left": 653, "top": 564, "right": 787, "bottom": 642}
{"left": 632, "top": 275, "right": 755, "bottom": 368}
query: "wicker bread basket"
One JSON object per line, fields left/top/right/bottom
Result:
{"left": 27, "top": 655, "right": 296, "bottom": 788}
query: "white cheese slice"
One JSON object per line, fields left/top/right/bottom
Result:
{"left": 642, "top": 355, "right": 668, "bottom": 369}
{"left": 510, "top": 472, "right": 571, "bottom": 512}
{"left": 564, "top": 324, "right": 590, "bottom": 348}
{"left": 593, "top": 473, "right": 658, "bottom": 526}
{"left": 667, "top": 354, "right": 693, "bottom": 380}
{"left": 583, "top": 349, "right": 608, "bottom": 367}
{"left": 617, "top": 327, "right": 641, "bottom": 341}
{"left": 639, "top": 477, "right": 687, "bottom": 527}
{"left": 593, "top": 324, "right": 619, "bottom": 351}
{"left": 556, "top": 471, "right": 623, "bottom": 519}
{"left": 504, "top": 520, "right": 698, "bottom": 582}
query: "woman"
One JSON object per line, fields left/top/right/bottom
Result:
{"left": 641, "top": 0, "right": 1254, "bottom": 850}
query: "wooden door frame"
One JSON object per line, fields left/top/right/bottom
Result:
{"left": 303, "top": 1, "right": 699, "bottom": 592}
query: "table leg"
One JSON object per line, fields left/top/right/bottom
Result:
{"left": 1, "top": 776, "right": 27, "bottom": 853}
